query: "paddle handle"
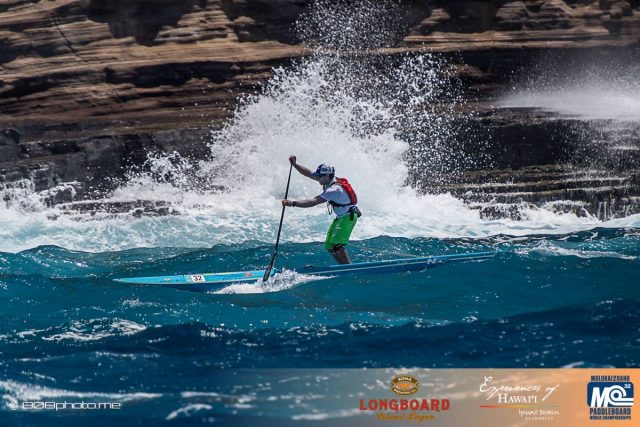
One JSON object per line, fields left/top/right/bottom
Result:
{"left": 263, "top": 163, "right": 293, "bottom": 282}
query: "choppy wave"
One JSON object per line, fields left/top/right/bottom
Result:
{"left": 0, "top": 380, "right": 160, "bottom": 403}
{"left": 2, "top": 301, "right": 638, "bottom": 371}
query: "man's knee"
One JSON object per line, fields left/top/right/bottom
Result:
{"left": 325, "top": 243, "right": 345, "bottom": 254}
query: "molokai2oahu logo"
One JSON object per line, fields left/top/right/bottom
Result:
{"left": 587, "top": 375, "right": 634, "bottom": 421}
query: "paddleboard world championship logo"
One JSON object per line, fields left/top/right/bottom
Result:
{"left": 587, "top": 375, "right": 634, "bottom": 421}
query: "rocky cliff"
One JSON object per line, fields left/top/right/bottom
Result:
{"left": 0, "top": 0, "right": 308, "bottom": 128}
{"left": 1, "top": 0, "right": 639, "bottom": 217}
{"left": 2, "top": 0, "right": 639, "bottom": 127}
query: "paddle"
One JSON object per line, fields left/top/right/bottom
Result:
{"left": 263, "top": 163, "right": 293, "bottom": 282}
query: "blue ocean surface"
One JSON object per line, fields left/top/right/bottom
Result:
{"left": 1, "top": 230, "right": 639, "bottom": 424}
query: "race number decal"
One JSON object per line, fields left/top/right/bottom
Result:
{"left": 188, "top": 274, "right": 206, "bottom": 283}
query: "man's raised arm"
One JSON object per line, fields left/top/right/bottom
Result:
{"left": 289, "top": 155, "right": 320, "bottom": 181}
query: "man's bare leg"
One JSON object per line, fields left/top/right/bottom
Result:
{"left": 330, "top": 246, "right": 351, "bottom": 264}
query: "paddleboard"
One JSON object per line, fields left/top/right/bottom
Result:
{"left": 113, "top": 251, "right": 496, "bottom": 292}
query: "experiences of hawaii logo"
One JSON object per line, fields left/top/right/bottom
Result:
{"left": 359, "top": 375, "right": 450, "bottom": 422}
{"left": 478, "top": 376, "right": 560, "bottom": 422}
{"left": 587, "top": 375, "right": 634, "bottom": 421}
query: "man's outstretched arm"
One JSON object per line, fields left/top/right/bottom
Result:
{"left": 282, "top": 196, "right": 325, "bottom": 208}
{"left": 289, "top": 155, "right": 320, "bottom": 181}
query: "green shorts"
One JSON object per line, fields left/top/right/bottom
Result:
{"left": 324, "top": 214, "right": 357, "bottom": 250}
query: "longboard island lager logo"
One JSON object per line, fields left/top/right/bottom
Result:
{"left": 587, "top": 375, "right": 634, "bottom": 421}
{"left": 358, "top": 375, "right": 450, "bottom": 422}
{"left": 391, "top": 376, "right": 419, "bottom": 396}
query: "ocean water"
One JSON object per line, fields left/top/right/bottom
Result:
{"left": 1, "top": 231, "right": 639, "bottom": 424}
{"left": 2, "top": 2, "right": 640, "bottom": 424}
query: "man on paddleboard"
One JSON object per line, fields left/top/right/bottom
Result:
{"left": 282, "top": 155, "right": 361, "bottom": 264}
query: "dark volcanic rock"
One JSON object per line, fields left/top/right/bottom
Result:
{"left": 0, "top": 128, "right": 21, "bottom": 161}
{"left": 55, "top": 199, "right": 181, "bottom": 219}
{"left": 0, "top": 126, "right": 213, "bottom": 203}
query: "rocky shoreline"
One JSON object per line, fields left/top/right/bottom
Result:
{"left": 2, "top": 0, "right": 639, "bottom": 220}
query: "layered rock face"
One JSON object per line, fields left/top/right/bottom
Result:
{"left": 2, "top": 0, "right": 638, "bottom": 125}
{"left": 1, "top": 0, "right": 639, "bottom": 217}
{"left": 0, "top": 0, "right": 306, "bottom": 127}
{"left": 407, "top": 0, "right": 640, "bottom": 50}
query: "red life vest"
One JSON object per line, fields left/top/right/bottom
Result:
{"left": 328, "top": 177, "right": 357, "bottom": 207}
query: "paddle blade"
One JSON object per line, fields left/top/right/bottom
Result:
{"left": 262, "top": 266, "right": 272, "bottom": 282}
{"left": 262, "top": 253, "right": 276, "bottom": 282}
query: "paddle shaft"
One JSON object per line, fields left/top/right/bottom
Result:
{"left": 263, "top": 163, "right": 293, "bottom": 282}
